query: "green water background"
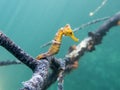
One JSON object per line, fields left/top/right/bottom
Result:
{"left": 0, "top": 0, "right": 120, "bottom": 90}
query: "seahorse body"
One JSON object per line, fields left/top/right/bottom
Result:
{"left": 36, "top": 24, "right": 79, "bottom": 60}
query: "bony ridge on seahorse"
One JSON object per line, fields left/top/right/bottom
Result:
{"left": 36, "top": 24, "right": 79, "bottom": 60}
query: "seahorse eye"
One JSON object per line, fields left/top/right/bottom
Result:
{"left": 69, "top": 32, "right": 72, "bottom": 35}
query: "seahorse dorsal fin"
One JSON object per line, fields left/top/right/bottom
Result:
{"left": 65, "top": 24, "right": 70, "bottom": 28}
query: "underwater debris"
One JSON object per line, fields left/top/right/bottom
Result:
{"left": 89, "top": 0, "right": 108, "bottom": 16}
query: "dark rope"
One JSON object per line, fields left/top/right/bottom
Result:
{"left": 0, "top": 60, "right": 21, "bottom": 66}
{"left": 73, "top": 17, "right": 110, "bottom": 32}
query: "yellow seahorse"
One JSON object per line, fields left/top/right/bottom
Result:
{"left": 36, "top": 24, "right": 79, "bottom": 60}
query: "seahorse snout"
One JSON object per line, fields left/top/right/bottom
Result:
{"left": 70, "top": 33, "right": 79, "bottom": 42}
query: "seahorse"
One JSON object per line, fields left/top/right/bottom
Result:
{"left": 36, "top": 24, "right": 79, "bottom": 60}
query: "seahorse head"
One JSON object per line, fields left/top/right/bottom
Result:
{"left": 63, "top": 24, "right": 79, "bottom": 42}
